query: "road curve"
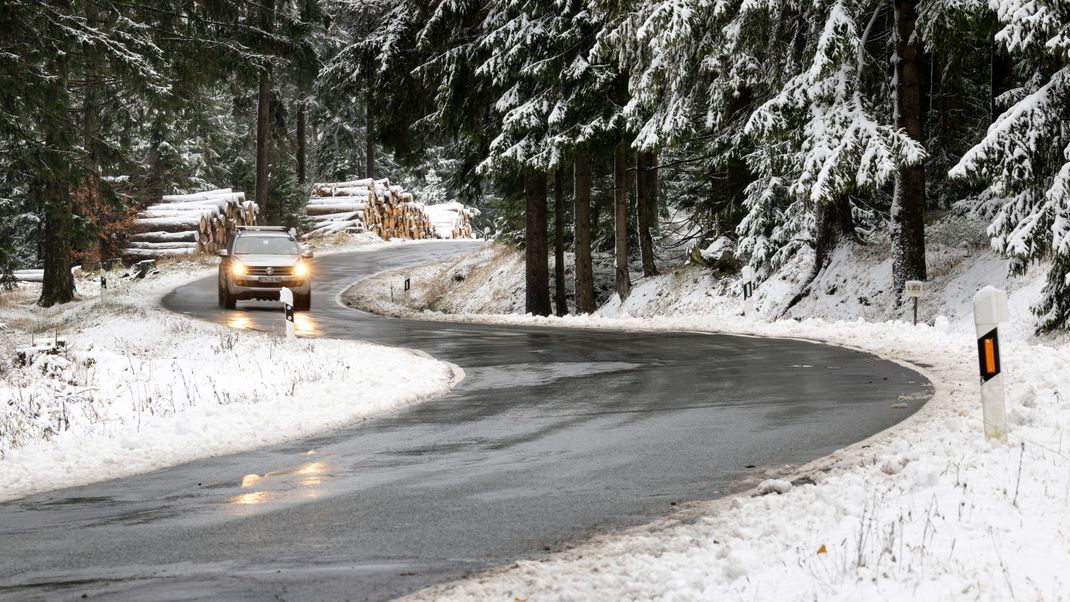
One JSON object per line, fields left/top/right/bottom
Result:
{"left": 0, "top": 242, "right": 931, "bottom": 601}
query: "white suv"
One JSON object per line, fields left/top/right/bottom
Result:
{"left": 217, "top": 227, "right": 313, "bottom": 310}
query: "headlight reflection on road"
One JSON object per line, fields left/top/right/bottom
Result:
{"left": 227, "top": 314, "right": 253, "bottom": 330}
{"left": 229, "top": 461, "right": 330, "bottom": 507}
{"left": 294, "top": 312, "right": 318, "bottom": 336}
{"left": 231, "top": 490, "right": 272, "bottom": 506}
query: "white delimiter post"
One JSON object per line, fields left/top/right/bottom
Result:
{"left": 741, "top": 266, "right": 754, "bottom": 318}
{"left": 279, "top": 287, "right": 296, "bottom": 339}
{"left": 972, "top": 286, "right": 1008, "bottom": 442}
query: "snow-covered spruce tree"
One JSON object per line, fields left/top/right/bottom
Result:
{"left": 476, "top": 0, "right": 587, "bottom": 315}
{"left": 738, "top": 1, "right": 925, "bottom": 283}
{"left": 950, "top": 0, "right": 1070, "bottom": 331}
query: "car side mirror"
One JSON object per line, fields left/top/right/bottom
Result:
{"left": 301, "top": 249, "right": 314, "bottom": 259}
{"left": 217, "top": 249, "right": 229, "bottom": 258}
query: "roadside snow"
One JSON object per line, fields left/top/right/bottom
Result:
{"left": 395, "top": 309, "right": 1070, "bottom": 601}
{"left": 0, "top": 249, "right": 459, "bottom": 502}
{"left": 342, "top": 240, "right": 1070, "bottom": 601}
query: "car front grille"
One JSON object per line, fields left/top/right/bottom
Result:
{"left": 247, "top": 266, "right": 294, "bottom": 276}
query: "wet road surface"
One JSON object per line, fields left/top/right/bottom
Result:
{"left": 0, "top": 242, "right": 931, "bottom": 600}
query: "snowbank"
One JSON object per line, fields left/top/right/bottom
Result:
{"left": 398, "top": 309, "right": 1070, "bottom": 601}
{"left": 339, "top": 231, "right": 1070, "bottom": 600}
{"left": 0, "top": 251, "right": 459, "bottom": 502}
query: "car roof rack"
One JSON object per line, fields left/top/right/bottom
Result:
{"left": 236, "top": 225, "right": 288, "bottom": 232}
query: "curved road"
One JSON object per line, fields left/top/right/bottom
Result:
{"left": 0, "top": 242, "right": 931, "bottom": 601}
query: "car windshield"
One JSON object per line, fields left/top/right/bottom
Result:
{"left": 233, "top": 236, "right": 299, "bottom": 255}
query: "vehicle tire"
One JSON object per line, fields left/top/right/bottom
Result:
{"left": 296, "top": 292, "right": 311, "bottom": 311}
{"left": 218, "top": 285, "right": 236, "bottom": 310}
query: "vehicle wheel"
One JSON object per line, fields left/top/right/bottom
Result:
{"left": 295, "top": 292, "right": 311, "bottom": 311}
{"left": 218, "top": 286, "right": 236, "bottom": 310}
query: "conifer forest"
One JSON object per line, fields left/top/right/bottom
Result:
{"left": 2, "top": 1, "right": 1068, "bottom": 329}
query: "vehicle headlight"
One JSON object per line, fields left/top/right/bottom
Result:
{"left": 293, "top": 261, "right": 309, "bottom": 278}
{"left": 231, "top": 261, "right": 247, "bottom": 277}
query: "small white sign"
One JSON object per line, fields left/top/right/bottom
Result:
{"left": 905, "top": 280, "right": 925, "bottom": 298}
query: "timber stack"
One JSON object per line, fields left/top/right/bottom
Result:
{"left": 123, "top": 188, "right": 258, "bottom": 262}
{"left": 306, "top": 178, "right": 435, "bottom": 240}
{"left": 427, "top": 201, "right": 476, "bottom": 239}
{"left": 306, "top": 179, "right": 476, "bottom": 240}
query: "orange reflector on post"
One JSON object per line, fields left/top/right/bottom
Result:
{"left": 984, "top": 339, "right": 996, "bottom": 375}
{"left": 977, "top": 328, "right": 1000, "bottom": 382}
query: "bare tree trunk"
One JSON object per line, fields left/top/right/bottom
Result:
{"left": 366, "top": 76, "right": 376, "bottom": 180}
{"left": 39, "top": 59, "right": 75, "bottom": 307}
{"left": 891, "top": 0, "right": 927, "bottom": 294}
{"left": 649, "top": 151, "right": 659, "bottom": 231}
{"left": 525, "top": 169, "right": 551, "bottom": 316}
{"left": 573, "top": 152, "right": 595, "bottom": 313}
{"left": 296, "top": 101, "right": 307, "bottom": 184}
{"left": 553, "top": 168, "right": 567, "bottom": 316}
{"left": 255, "top": 74, "right": 272, "bottom": 213}
{"left": 254, "top": 0, "right": 274, "bottom": 214}
{"left": 636, "top": 151, "right": 657, "bottom": 276}
{"left": 83, "top": 0, "right": 107, "bottom": 261}
{"left": 614, "top": 143, "right": 631, "bottom": 300}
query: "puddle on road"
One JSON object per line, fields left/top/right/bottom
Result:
{"left": 460, "top": 362, "right": 641, "bottom": 391}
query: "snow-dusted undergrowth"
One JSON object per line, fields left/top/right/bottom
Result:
{"left": 0, "top": 243, "right": 458, "bottom": 502}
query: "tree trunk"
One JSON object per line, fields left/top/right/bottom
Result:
{"left": 39, "top": 60, "right": 75, "bottom": 307}
{"left": 525, "top": 169, "right": 551, "bottom": 316}
{"left": 636, "top": 151, "right": 657, "bottom": 276}
{"left": 573, "top": 152, "right": 595, "bottom": 314}
{"left": 366, "top": 77, "right": 376, "bottom": 180}
{"left": 553, "top": 168, "right": 567, "bottom": 316}
{"left": 296, "top": 101, "right": 307, "bottom": 185}
{"left": 254, "top": 0, "right": 274, "bottom": 214}
{"left": 614, "top": 142, "right": 631, "bottom": 300}
{"left": 255, "top": 73, "right": 272, "bottom": 214}
{"left": 891, "top": 0, "right": 927, "bottom": 294}
{"left": 83, "top": 0, "right": 108, "bottom": 261}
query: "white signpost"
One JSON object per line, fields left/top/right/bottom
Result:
{"left": 741, "top": 266, "right": 755, "bottom": 318}
{"left": 973, "top": 286, "right": 1008, "bottom": 442}
{"left": 905, "top": 280, "right": 925, "bottom": 325}
{"left": 402, "top": 274, "right": 411, "bottom": 304}
{"left": 279, "top": 287, "right": 296, "bottom": 339}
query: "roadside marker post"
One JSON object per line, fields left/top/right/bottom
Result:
{"left": 905, "top": 280, "right": 925, "bottom": 325}
{"left": 741, "top": 266, "right": 754, "bottom": 318}
{"left": 279, "top": 287, "right": 296, "bottom": 339}
{"left": 402, "top": 275, "right": 411, "bottom": 304}
{"left": 100, "top": 274, "right": 107, "bottom": 304}
{"left": 973, "top": 286, "right": 1008, "bottom": 442}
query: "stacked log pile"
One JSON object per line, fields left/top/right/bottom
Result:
{"left": 124, "top": 188, "right": 258, "bottom": 261}
{"left": 306, "top": 179, "right": 476, "bottom": 240}
{"left": 426, "top": 201, "right": 476, "bottom": 239}
{"left": 306, "top": 179, "right": 435, "bottom": 240}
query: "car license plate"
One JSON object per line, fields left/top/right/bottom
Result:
{"left": 259, "top": 276, "right": 280, "bottom": 283}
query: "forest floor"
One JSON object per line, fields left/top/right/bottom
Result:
{"left": 347, "top": 216, "right": 1070, "bottom": 601}
{"left": 0, "top": 237, "right": 459, "bottom": 502}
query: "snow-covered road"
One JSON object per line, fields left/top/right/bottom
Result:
{"left": 0, "top": 242, "right": 930, "bottom": 600}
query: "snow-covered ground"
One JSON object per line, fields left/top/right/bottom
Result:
{"left": 0, "top": 240, "right": 460, "bottom": 502}
{"left": 346, "top": 224, "right": 1070, "bottom": 600}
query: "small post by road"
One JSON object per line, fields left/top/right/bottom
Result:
{"left": 402, "top": 275, "right": 411, "bottom": 304}
{"left": 279, "top": 287, "right": 296, "bottom": 339}
{"left": 905, "top": 280, "right": 925, "bottom": 325}
{"left": 100, "top": 274, "right": 107, "bottom": 304}
{"left": 741, "top": 266, "right": 754, "bottom": 318}
{"left": 973, "top": 286, "right": 1008, "bottom": 442}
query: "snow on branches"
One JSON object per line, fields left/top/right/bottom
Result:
{"left": 737, "top": 1, "right": 923, "bottom": 274}
{"left": 951, "top": 0, "right": 1070, "bottom": 330}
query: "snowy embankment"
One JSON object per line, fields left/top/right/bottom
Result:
{"left": 0, "top": 244, "right": 459, "bottom": 502}
{"left": 347, "top": 242, "right": 1070, "bottom": 599}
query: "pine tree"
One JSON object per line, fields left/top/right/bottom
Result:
{"left": 951, "top": 0, "right": 1070, "bottom": 331}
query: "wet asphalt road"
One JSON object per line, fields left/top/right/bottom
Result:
{"left": 0, "top": 242, "right": 931, "bottom": 601}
